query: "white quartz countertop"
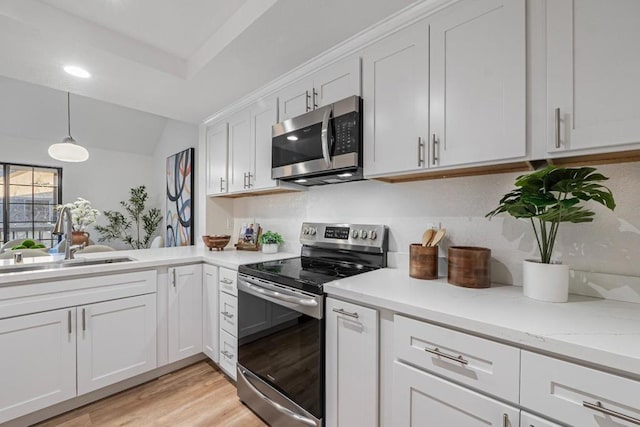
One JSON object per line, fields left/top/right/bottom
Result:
{"left": 0, "top": 246, "right": 297, "bottom": 287}
{"left": 324, "top": 268, "right": 640, "bottom": 379}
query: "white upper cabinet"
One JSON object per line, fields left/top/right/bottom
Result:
{"left": 547, "top": 0, "right": 640, "bottom": 154}
{"left": 227, "top": 108, "right": 253, "bottom": 193}
{"left": 430, "top": 0, "right": 526, "bottom": 167}
{"left": 278, "top": 55, "right": 361, "bottom": 122}
{"left": 362, "top": 20, "right": 430, "bottom": 177}
{"left": 205, "top": 122, "right": 228, "bottom": 195}
{"left": 251, "top": 98, "right": 279, "bottom": 190}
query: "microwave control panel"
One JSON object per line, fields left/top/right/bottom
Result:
{"left": 333, "top": 112, "right": 360, "bottom": 156}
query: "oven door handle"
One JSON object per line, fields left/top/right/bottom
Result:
{"left": 321, "top": 106, "right": 333, "bottom": 168}
{"left": 239, "top": 279, "right": 318, "bottom": 307}
{"left": 238, "top": 367, "right": 318, "bottom": 427}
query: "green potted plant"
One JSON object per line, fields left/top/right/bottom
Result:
{"left": 486, "top": 166, "right": 615, "bottom": 302}
{"left": 259, "top": 231, "right": 284, "bottom": 254}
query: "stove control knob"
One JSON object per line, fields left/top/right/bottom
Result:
{"left": 310, "top": 227, "right": 317, "bottom": 236}
{"left": 359, "top": 229, "right": 368, "bottom": 239}
{"left": 303, "top": 227, "right": 310, "bottom": 235}
{"left": 351, "top": 229, "right": 359, "bottom": 239}
{"left": 369, "top": 230, "right": 377, "bottom": 240}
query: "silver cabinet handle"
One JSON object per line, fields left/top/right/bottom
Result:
{"left": 243, "top": 172, "right": 246, "bottom": 189}
{"left": 417, "top": 137, "right": 425, "bottom": 167}
{"left": 82, "top": 308, "right": 86, "bottom": 332}
{"left": 503, "top": 413, "right": 508, "bottom": 427}
{"left": 221, "top": 311, "right": 234, "bottom": 319}
{"left": 247, "top": 172, "right": 253, "bottom": 188}
{"left": 432, "top": 134, "right": 439, "bottom": 165}
{"left": 68, "top": 310, "right": 72, "bottom": 335}
{"left": 424, "top": 347, "right": 469, "bottom": 365}
{"left": 313, "top": 89, "right": 318, "bottom": 109}
{"left": 172, "top": 268, "right": 177, "bottom": 288}
{"left": 221, "top": 278, "right": 234, "bottom": 285}
{"left": 238, "top": 368, "right": 317, "bottom": 427}
{"left": 332, "top": 308, "right": 359, "bottom": 319}
{"left": 583, "top": 401, "right": 640, "bottom": 425}
{"left": 220, "top": 177, "right": 225, "bottom": 193}
{"left": 305, "top": 90, "right": 311, "bottom": 112}
{"left": 320, "top": 106, "right": 333, "bottom": 168}
{"left": 555, "top": 107, "right": 561, "bottom": 149}
{"left": 221, "top": 350, "right": 234, "bottom": 359}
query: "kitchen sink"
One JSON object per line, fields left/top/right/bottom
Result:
{"left": 0, "top": 257, "right": 135, "bottom": 274}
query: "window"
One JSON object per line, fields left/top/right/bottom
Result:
{"left": 1, "top": 163, "right": 62, "bottom": 248}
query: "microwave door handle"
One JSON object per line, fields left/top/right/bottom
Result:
{"left": 321, "top": 106, "right": 333, "bottom": 168}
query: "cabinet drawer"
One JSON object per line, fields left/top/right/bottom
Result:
{"left": 219, "top": 329, "right": 237, "bottom": 381}
{"left": 521, "top": 351, "right": 640, "bottom": 426}
{"left": 219, "top": 291, "right": 237, "bottom": 337}
{"left": 521, "top": 411, "right": 562, "bottom": 427}
{"left": 393, "top": 361, "right": 519, "bottom": 426}
{"left": 219, "top": 267, "right": 237, "bottom": 296}
{"left": 394, "top": 314, "right": 520, "bottom": 403}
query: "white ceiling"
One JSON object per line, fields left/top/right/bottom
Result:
{"left": 0, "top": 0, "right": 416, "bottom": 124}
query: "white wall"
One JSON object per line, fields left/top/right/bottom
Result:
{"left": 152, "top": 119, "right": 199, "bottom": 245}
{"left": 0, "top": 133, "right": 154, "bottom": 248}
{"left": 228, "top": 162, "right": 640, "bottom": 286}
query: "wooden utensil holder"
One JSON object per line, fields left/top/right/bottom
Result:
{"left": 447, "top": 246, "right": 491, "bottom": 288}
{"left": 409, "top": 244, "right": 438, "bottom": 280}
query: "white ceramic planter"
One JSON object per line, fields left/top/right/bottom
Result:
{"left": 261, "top": 243, "right": 278, "bottom": 254}
{"left": 522, "top": 259, "right": 570, "bottom": 303}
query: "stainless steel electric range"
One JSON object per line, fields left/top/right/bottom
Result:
{"left": 236, "top": 222, "right": 388, "bottom": 427}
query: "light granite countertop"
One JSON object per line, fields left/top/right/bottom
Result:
{"left": 324, "top": 268, "right": 640, "bottom": 379}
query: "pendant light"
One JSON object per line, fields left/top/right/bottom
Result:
{"left": 48, "top": 92, "right": 89, "bottom": 162}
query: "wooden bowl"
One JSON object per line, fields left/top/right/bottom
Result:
{"left": 202, "top": 235, "right": 231, "bottom": 251}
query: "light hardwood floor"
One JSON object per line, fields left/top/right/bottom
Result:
{"left": 35, "top": 361, "right": 267, "bottom": 427}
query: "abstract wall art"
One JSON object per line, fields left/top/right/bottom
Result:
{"left": 166, "top": 147, "right": 194, "bottom": 246}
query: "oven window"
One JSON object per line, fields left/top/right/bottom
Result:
{"left": 272, "top": 122, "right": 324, "bottom": 167}
{"left": 238, "top": 291, "right": 323, "bottom": 418}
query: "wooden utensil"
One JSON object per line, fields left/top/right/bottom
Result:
{"left": 421, "top": 229, "right": 435, "bottom": 247}
{"left": 428, "top": 228, "right": 446, "bottom": 247}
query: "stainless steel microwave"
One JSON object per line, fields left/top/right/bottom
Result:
{"left": 271, "top": 95, "right": 363, "bottom": 186}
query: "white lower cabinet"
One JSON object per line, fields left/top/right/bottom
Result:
{"left": 218, "top": 269, "right": 238, "bottom": 380}
{"left": 326, "top": 298, "right": 379, "bottom": 427}
{"left": 219, "top": 328, "right": 237, "bottom": 380}
{"left": 77, "top": 294, "right": 157, "bottom": 395}
{"left": 168, "top": 264, "right": 203, "bottom": 363}
{"left": 521, "top": 411, "right": 562, "bottom": 427}
{"left": 0, "top": 308, "right": 76, "bottom": 424}
{"left": 202, "top": 264, "right": 219, "bottom": 363}
{"left": 393, "top": 361, "right": 519, "bottom": 426}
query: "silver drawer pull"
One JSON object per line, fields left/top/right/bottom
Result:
{"left": 503, "top": 413, "right": 508, "bottom": 427}
{"left": 583, "top": 400, "right": 640, "bottom": 425}
{"left": 424, "top": 347, "right": 469, "bottom": 365}
{"left": 221, "top": 311, "right": 234, "bottom": 319}
{"left": 332, "top": 308, "right": 359, "bottom": 319}
{"left": 221, "top": 350, "right": 234, "bottom": 359}
{"left": 554, "top": 107, "right": 561, "bottom": 148}
{"left": 221, "top": 278, "right": 234, "bottom": 285}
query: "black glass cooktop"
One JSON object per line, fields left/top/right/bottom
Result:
{"left": 238, "top": 257, "right": 379, "bottom": 295}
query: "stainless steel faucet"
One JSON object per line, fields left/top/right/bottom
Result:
{"left": 53, "top": 206, "right": 84, "bottom": 260}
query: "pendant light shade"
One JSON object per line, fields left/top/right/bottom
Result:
{"left": 49, "top": 92, "right": 89, "bottom": 162}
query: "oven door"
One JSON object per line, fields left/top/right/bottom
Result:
{"left": 237, "top": 274, "right": 324, "bottom": 427}
{"left": 272, "top": 104, "right": 334, "bottom": 180}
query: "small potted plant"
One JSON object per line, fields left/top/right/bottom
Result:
{"left": 56, "top": 197, "right": 101, "bottom": 245}
{"left": 486, "top": 166, "right": 615, "bottom": 302}
{"left": 259, "top": 231, "right": 284, "bottom": 254}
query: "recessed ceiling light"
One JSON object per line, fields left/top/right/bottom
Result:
{"left": 64, "top": 65, "right": 91, "bottom": 79}
{"left": 287, "top": 135, "right": 299, "bottom": 141}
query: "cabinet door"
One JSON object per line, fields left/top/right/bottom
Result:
{"left": 77, "top": 294, "right": 157, "bottom": 395}
{"left": 326, "top": 298, "right": 378, "bottom": 427}
{"left": 227, "top": 108, "right": 253, "bottom": 193}
{"left": 547, "top": 0, "right": 640, "bottom": 153}
{"left": 251, "top": 98, "right": 278, "bottom": 190}
{"left": 206, "top": 121, "right": 228, "bottom": 195}
{"left": 393, "top": 361, "right": 519, "bottom": 427}
{"left": 278, "top": 76, "right": 313, "bottom": 121}
{"left": 202, "top": 264, "right": 219, "bottom": 363}
{"left": 168, "top": 264, "right": 203, "bottom": 363}
{"left": 219, "top": 290, "right": 237, "bottom": 337}
{"left": 313, "top": 55, "right": 361, "bottom": 107}
{"left": 430, "top": 0, "right": 525, "bottom": 167}
{"left": 362, "top": 20, "right": 429, "bottom": 177}
{"left": 219, "top": 328, "right": 237, "bottom": 380}
{"left": 521, "top": 411, "right": 562, "bottom": 427}
{"left": 0, "top": 309, "right": 76, "bottom": 424}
